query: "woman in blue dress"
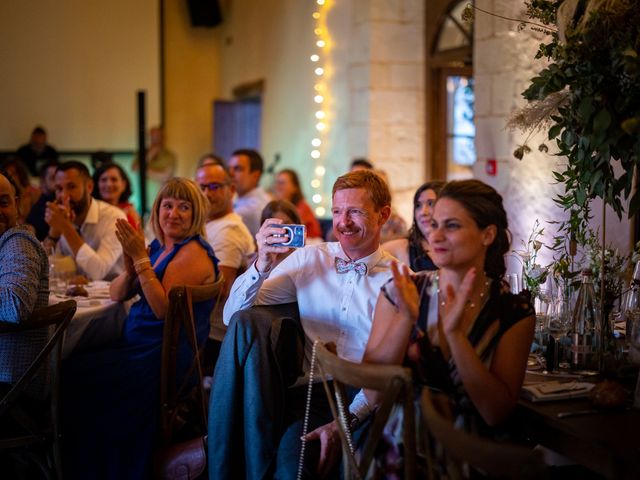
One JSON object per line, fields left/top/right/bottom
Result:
{"left": 62, "top": 178, "right": 218, "bottom": 479}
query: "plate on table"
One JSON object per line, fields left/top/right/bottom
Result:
{"left": 75, "top": 298, "right": 111, "bottom": 308}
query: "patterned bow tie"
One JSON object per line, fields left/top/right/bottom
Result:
{"left": 335, "top": 257, "right": 367, "bottom": 276}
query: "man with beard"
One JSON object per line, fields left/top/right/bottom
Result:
{"left": 195, "top": 159, "right": 254, "bottom": 342}
{"left": 209, "top": 170, "right": 393, "bottom": 479}
{"left": 44, "top": 161, "right": 125, "bottom": 280}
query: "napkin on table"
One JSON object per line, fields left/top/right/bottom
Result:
{"left": 521, "top": 381, "right": 595, "bottom": 402}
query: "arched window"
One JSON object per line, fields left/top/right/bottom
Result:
{"left": 425, "top": 0, "right": 474, "bottom": 181}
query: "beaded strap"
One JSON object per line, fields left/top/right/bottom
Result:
{"left": 296, "top": 339, "right": 319, "bottom": 480}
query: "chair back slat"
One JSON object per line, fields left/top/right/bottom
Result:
{"left": 159, "top": 277, "right": 224, "bottom": 444}
{"left": 313, "top": 342, "right": 416, "bottom": 480}
{"left": 0, "top": 299, "right": 77, "bottom": 479}
{"left": 0, "top": 300, "right": 76, "bottom": 416}
{"left": 420, "top": 388, "right": 547, "bottom": 480}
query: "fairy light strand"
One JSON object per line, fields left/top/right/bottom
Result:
{"left": 309, "top": 0, "right": 330, "bottom": 218}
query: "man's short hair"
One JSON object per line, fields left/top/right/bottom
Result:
{"left": 332, "top": 170, "right": 391, "bottom": 211}
{"left": 32, "top": 126, "right": 46, "bottom": 136}
{"left": 0, "top": 168, "right": 20, "bottom": 199}
{"left": 232, "top": 149, "right": 264, "bottom": 174}
{"left": 197, "top": 160, "right": 232, "bottom": 183}
{"left": 197, "top": 153, "right": 226, "bottom": 170}
{"left": 350, "top": 158, "right": 374, "bottom": 170}
{"left": 56, "top": 161, "right": 91, "bottom": 180}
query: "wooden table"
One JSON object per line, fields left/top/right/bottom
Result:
{"left": 514, "top": 396, "right": 640, "bottom": 479}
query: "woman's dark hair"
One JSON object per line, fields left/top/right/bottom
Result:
{"left": 260, "top": 199, "right": 301, "bottom": 225}
{"left": 407, "top": 181, "right": 445, "bottom": 245}
{"left": 92, "top": 162, "right": 133, "bottom": 203}
{"left": 277, "top": 169, "right": 304, "bottom": 205}
{"left": 437, "top": 179, "right": 510, "bottom": 280}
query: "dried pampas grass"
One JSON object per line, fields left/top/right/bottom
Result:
{"left": 507, "top": 90, "right": 569, "bottom": 134}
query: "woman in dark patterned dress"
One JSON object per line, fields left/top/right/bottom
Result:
{"left": 383, "top": 181, "right": 445, "bottom": 272}
{"left": 365, "top": 180, "right": 535, "bottom": 457}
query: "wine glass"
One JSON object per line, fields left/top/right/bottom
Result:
{"left": 527, "top": 289, "right": 550, "bottom": 370}
{"left": 547, "top": 294, "right": 572, "bottom": 371}
{"left": 507, "top": 273, "right": 521, "bottom": 294}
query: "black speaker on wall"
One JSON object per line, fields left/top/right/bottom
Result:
{"left": 187, "top": 0, "right": 222, "bottom": 27}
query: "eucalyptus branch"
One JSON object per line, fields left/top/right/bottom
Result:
{"left": 464, "top": 3, "right": 558, "bottom": 33}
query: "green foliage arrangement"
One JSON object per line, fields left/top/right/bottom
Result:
{"left": 514, "top": 0, "right": 640, "bottom": 250}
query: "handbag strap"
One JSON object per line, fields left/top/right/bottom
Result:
{"left": 297, "top": 339, "right": 319, "bottom": 480}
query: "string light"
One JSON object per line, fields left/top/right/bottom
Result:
{"left": 309, "top": 0, "right": 331, "bottom": 218}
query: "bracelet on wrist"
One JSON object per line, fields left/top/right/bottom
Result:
{"left": 133, "top": 257, "right": 151, "bottom": 267}
{"left": 136, "top": 265, "right": 152, "bottom": 276}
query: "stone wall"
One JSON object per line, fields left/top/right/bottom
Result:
{"left": 345, "top": 0, "right": 426, "bottom": 223}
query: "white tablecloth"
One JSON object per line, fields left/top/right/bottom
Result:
{"left": 48, "top": 282, "right": 130, "bottom": 358}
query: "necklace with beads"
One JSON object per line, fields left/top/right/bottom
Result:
{"left": 437, "top": 273, "right": 491, "bottom": 310}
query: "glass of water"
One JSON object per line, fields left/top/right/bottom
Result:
{"left": 507, "top": 273, "right": 521, "bottom": 294}
{"left": 547, "top": 293, "right": 572, "bottom": 371}
{"left": 529, "top": 290, "right": 551, "bottom": 367}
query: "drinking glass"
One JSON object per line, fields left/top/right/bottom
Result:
{"left": 507, "top": 273, "right": 521, "bottom": 294}
{"left": 529, "top": 290, "right": 550, "bottom": 369}
{"left": 547, "top": 294, "right": 572, "bottom": 371}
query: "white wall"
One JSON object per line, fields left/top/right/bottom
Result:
{"left": 216, "top": 0, "right": 324, "bottom": 199}
{"left": 0, "top": 0, "right": 160, "bottom": 150}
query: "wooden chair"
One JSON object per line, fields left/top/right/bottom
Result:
{"left": 420, "top": 388, "right": 547, "bottom": 480}
{"left": 158, "top": 278, "right": 224, "bottom": 445}
{"left": 313, "top": 341, "right": 417, "bottom": 480}
{"left": 0, "top": 299, "right": 77, "bottom": 480}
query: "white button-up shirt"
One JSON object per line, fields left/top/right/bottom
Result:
{"left": 58, "top": 199, "right": 126, "bottom": 281}
{"left": 223, "top": 242, "right": 395, "bottom": 368}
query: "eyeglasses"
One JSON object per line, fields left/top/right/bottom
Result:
{"left": 199, "top": 182, "right": 228, "bottom": 192}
